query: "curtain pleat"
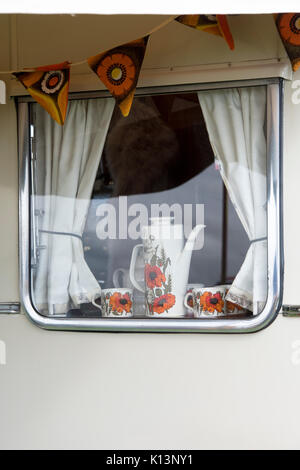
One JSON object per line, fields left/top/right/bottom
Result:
{"left": 33, "top": 98, "right": 114, "bottom": 314}
{"left": 198, "top": 87, "right": 267, "bottom": 312}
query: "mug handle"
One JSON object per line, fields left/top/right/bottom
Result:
{"left": 113, "top": 268, "right": 126, "bottom": 288}
{"left": 129, "top": 244, "right": 145, "bottom": 293}
{"left": 184, "top": 292, "right": 193, "bottom": 310}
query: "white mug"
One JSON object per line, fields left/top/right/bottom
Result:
{"left": 101, "top": 288, "right": 133, "bottom": 317}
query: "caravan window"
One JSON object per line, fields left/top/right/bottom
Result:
{"left": 19, "top": 79, "right": 283, "bottom": 332}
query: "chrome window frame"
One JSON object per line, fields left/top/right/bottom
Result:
{"left": 18, "top": 78, "right": 284, "bottom": 333}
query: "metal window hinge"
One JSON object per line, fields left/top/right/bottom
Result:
{"left": 281, "top": 305, "right": 300, "bottom": 317}
{"left": 0, "top": 303, "right": 20, "bottom": 314}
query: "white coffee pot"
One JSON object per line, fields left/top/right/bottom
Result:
{"left": 129, "top": 217, "right": 205, "bottom": 317}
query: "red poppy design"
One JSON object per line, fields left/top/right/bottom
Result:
{"left": 200, "top": 291, "right": 224, "bottom": 314}
{"left": 145, "top": 264, "right": 166, "bottom": 289}
{"left": 109, "top": 292, "right": 132, "bottom": 313}
{"left": 153, "top": 294, "right": 176, "bottom": 314}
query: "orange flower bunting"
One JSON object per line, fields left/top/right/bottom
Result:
{"left": 276, "top": 13, "right": 300, "bottom": 71}
{"left": 176, "top": 15, "right": 234, "bottom": 50}
{"left": 14, "top": 62, "right": 70, "bottom": 125}
{"left": 88, "top": 37, "right": 149, "bottom": 116}
{"left": 97, "top": 53, "right": 136, "bottom": 96}
{"left": 216, "top": 15, "right": 235, "bottom": 51}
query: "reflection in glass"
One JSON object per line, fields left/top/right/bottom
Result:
{"left": 29, "top": 88, "right": 267, "bottom": 319}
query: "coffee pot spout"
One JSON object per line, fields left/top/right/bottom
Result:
{"left": 185, "top": 224, "right": 205, "bottom": 250}
{"left": 177, "top": 224, "right": 206, "bottom": 271}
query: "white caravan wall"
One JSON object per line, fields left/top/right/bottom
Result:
{"left": 283, "top": 71, "right": 300, "bottom": 304}
{"left": 0, "top": 14, "right": 300, "bottom": 450}
{"left": 0, "top": 99, "right": 18, "bottom": 302}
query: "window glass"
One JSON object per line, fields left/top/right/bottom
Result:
{"left": 29, "top": 86, "right": 267, "bottom": 320}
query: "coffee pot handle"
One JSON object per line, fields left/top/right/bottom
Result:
{"left": 129, "top": 244, "right": 145, "bottom": 293}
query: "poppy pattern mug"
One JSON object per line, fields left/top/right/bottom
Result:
{"left": 184, "top": 285, "right": 247, "bottom": 317}
{"left": 184, "top": 285, "right": 227, "bottom": 317}
{"left": 101, "top": 288, "right": 133, "bottom": 317}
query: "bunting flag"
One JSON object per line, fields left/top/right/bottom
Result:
{"left": 175, "top": 14, "right": 234, "bottom": 50}
{"left": 8, "top": 16, "right": 235, "bottom": 123}
{"left": 276, "top": 13, "right": 300, "bottom": 72}
{"left": 14, "top": 62, "right": 70, "bottom": 125}
{"left": 88, "top": 36, "right": 149, "bottom": 117}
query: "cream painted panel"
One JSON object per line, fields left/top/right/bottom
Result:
{"left": 0, "top": 314, "right": 300, "bottom": 449}
{"left": 1, "top": 13, "right": 300, "bottom": 450}
{"left": 0, "top": 99, "right": 19, "bottom": 302}
{"left": 145, "top": 14, "right": 286, "bottom": 69}
{"left": 0, "top": 15, "right": 10, "bottom": 70}
{"left": 15, "top": 14, "right": 286, "bottom": 72}
{"left": 283, "top": 71, "right": 300, "bottom": 305}
{"left": 15, "top": 14, "right": 169, "bottom": 70}
{"left": 5, "top": 13, "right": 290, "bottom": 95}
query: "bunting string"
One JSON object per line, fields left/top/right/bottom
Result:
{"left": 0, "top": 14, "right": 239, "bottom": 122}
{"left": 0, "top": 15, "right": 177, "bottom": 75}
{"left": 1, "top": 13, "right": 299, "bottom": 124}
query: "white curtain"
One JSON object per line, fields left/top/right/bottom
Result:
{"left": 198, "top": 87, "right": 267, "bottom": 312}
{"left": 33, "top": 98, "right": 115, "bottom": 314}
